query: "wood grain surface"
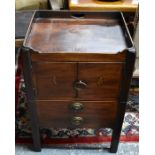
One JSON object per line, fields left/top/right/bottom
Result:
{"left": 36, "top": 100, "right": 118, "bottom": 128}
{"left": 21, "top": 11, "right": 136, "bottom": 152}
{"left": 25, "top": 17, "right": 128, "bottom": 53}
{"left": 32, "top": 62, "right": 77, "bottom": 100}
{"left": 77, "top": 62, "right": 124, "bottom": 100}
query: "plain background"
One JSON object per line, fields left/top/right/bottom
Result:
{"left": 0, "top": 1, "right": 154, "bottom": 155}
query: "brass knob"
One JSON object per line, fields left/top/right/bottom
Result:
{"left": 70, "top": 102, "right": 84, "bottom": 111}
{"left": 71, "top": 116, "right": 83, "bottom": 126}
{"left": 74, "top": 80, "right": 87, "bottom": 91}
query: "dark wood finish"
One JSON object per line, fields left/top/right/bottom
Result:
{"left": 32, "top": 62, "right": 125, "bottom": 100}
{"left": 22, "top": 11, "right": 136, "bottom": 153}
{"left": 21, "top": 47, "right": 41, "bottom": 152}
{"left": 31, "top": 52, "right": 126, "bottom": 62}
{"left": 77, "top": 63, "right": 124, "bottom": 100}
{"left": 36, "top": 100, "right": 117, "bottom": 128}
{"left": 24, "top": 11, "right": 133, "bottom": 52}
{"left": 32, "top": 62, "right": 77, "bottom": 100}
{"left": 110, "top": 51, "right": 136, "bottom": 153}
{"left": 25, "top": 18, "right": 128, "bottom": 53}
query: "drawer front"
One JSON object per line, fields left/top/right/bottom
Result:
{"left": 77, "top": 63, "right": 123, "bottom": 100}
{"left": 32, "top": 62, "right": 77, "bottom": 100}
{"left": 36, "top": 101, "right": 118, "bottom": 128}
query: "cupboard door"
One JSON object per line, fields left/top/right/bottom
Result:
{"left": 77, "top": 63, "right": 123, "bottom": 100}
{"left": 32, "top": 62, "right": 77, "bottom": 100}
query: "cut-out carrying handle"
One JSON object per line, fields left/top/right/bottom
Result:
{"left": 71, "top": 13, "right": 85, "bottom": 19}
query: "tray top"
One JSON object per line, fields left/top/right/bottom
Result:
{"left": 24, "top": 11, "right": 132, "bottom": 54}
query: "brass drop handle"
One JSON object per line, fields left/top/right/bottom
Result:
{"left": 71, "top": 117, "right": 83, "bottom": 126}
{"left": 70, "top": 102, "right": 84, "bottom": 111}
{"left": 74, "top": 80, "right": 87, "bottom": 91}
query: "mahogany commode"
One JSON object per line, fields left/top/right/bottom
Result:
{"left": 21, "top": 11, "right": 135, "bottom": 153}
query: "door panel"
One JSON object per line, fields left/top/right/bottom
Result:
{"left": 77, "top": 63, "right": 124, "bottom": 100}
{"left": 32, "top": 62, "right": 77, "bottom": 100}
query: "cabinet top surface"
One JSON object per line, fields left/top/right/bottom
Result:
{"left": 24, "top": 11, "right": 133, "bottom": 54}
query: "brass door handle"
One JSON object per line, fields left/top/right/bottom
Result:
{"left": 70, "top": 102, "right": 84, "bottom": 112}
{"left": 71, "top": 116, "right": 83, "bottom": 126}
{"left": 74, "top": 80, "right": 87, "bottom": 91}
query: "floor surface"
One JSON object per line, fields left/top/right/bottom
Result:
{"left": 16, "top": 143, "right": 138, "bottom": 155}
